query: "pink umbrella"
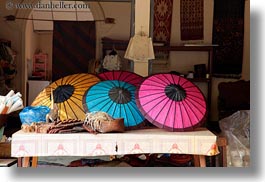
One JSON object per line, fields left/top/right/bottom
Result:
{"left": 136, "top": 73, "right": 207, "bottom": 131}
{"left": 98, "top": 70, "right": 143, "bottom": 87}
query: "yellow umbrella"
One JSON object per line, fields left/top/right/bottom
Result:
{"left": 31, "top": 73, "right": 100, "bottom": 121}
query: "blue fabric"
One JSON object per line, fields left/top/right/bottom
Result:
{"left": 19, "top": 106, "right": 50, "bottom": 125}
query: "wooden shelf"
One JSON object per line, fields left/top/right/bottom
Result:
{"left": 102, "top": 37, "right": 128, "bottom": 54}
{"left": 154, "top": 45, "right": 215, "bottom": 52}
{"left": 102, "top": 37, "right": 216, "bottom": 53}
{"left": 0, "top": 158, "right": 17, "bottom": 167}
{"left": 187, "top": 78, "right": 210, "bottom": 83}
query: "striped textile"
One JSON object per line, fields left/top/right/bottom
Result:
{"left": 52, "top": 21, "right": 96, "bottom": 81}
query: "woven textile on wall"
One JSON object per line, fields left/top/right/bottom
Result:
{"left": 180, "top": 0, "right": 204, "bottom": 40}
{"left": 153, "top": 0, "right": 173, "bottom": 44}
{"left": 52, "top": 21, "right": 96, "bottom": 81}
{"left": 153, "top": 0, "right": 173, "bottom": 59}
{"left": 212, "top": 0, "right": 245, "bottom": 78}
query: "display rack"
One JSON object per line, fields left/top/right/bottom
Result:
{"left": 33, "top": 53, "right": 48, "bottom": 80}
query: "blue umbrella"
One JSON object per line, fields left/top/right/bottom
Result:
{"left": 83, "top": 80, "right": 145, "bottom": 128}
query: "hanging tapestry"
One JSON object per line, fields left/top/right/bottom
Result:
{"left": 153, "top": 0, "right": 173, "bottom": 44}
{"left": 52, "top": 21, "right": 96, "bottom": 81}
{"left": 212, "top": 0, "right": 245, "bottom": 78}
{"left": 153, "top": 0, "right": 173, "bottom": 59}
{"left": 180, "top": 0, "right": 204, "bottom": 40}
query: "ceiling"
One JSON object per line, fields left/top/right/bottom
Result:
{"left": 32, "top": 0, "right": 94, "bottom": 31}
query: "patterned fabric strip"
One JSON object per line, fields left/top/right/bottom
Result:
{"left": 153, "top": 0, "right": 173, "bottom": 44}
{"left": 212, "top": 0, "right": 245, "bottom": 76}
{"left": 180, "top": 0, "right": 204, "bottom": 40}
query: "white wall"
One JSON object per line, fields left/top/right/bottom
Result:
{"left": 169, "top": 0, "right": 213, "bottom": 73}
{"left": 25, "top": 19, "right": 40, "bottom": 78}
{"left": 38, "top": 33, "right": 53, "bottom": 80}
{"left": 242, "top": 0, "right": 250, "bottom": 81}
{"left": 99, "top": 2, "right": 131, "bottom": 40}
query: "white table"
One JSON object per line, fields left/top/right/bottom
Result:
{"left": 11, "top": 128, "right": 219, "bottom": 167}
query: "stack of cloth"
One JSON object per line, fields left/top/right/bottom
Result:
{"left": 21, "top": 119, "right": 85, "bottom": 134}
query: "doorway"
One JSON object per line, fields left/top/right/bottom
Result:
{"left": 52, "top": 21, "right": 96, "bottom": 81}
{"left": 26, "top": 0, "right": 96, "bottom": 81}
{"left": 21, "top": 0, "right": 132, "bottom": 103}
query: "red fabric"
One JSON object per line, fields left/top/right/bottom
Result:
{"left": 98, "top": 70, "right": 143, "bottom": 87}
{"left": 153, "top": 0, "right": 173, "bottom": 44}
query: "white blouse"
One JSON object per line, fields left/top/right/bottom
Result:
{"left": 102, "top": 54, "right": 121, "bottom": 71}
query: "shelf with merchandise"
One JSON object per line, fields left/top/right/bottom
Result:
{"left": 0, "top": 40, "right": 17, "bottom": 93}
